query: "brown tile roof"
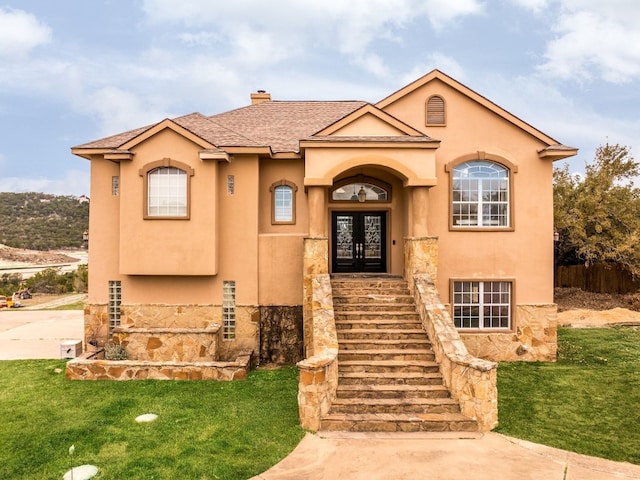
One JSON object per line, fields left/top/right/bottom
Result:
{"left": 208, "top": 101, "right": 367, "bottom": 152}
{"left": 73, "top": 101, "right": 368, "bottom": 153}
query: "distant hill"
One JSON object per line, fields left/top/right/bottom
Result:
{"left": 0, "top": 192, "right": 89, "bottom": 250}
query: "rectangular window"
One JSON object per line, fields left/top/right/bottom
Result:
{"left": 222, "top": 281, "right": 236, "bottom": 340}
{"left": 453, "top": 281, "right": 511, "bottom": 329}
{"left": 112, "top": 176, "right": 119, "bottom": 196}
{"left": 108, "top": 280, "right": 122, "bottom": 332}
{"left": 148, "top": 167, "right": 187, "bottom": 217}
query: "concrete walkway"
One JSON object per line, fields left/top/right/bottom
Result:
{"left": 2, "top": 310, "right": 639, "bottom": 479}
{"left": 251, "top": 431, "right": 640, "bottom": 480}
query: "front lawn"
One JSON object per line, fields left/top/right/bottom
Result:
{"left": 497, "top": 326, "right": 640, "bottom": 464}
{"left": 0, "top": 363, "right": 304, "bottom": 480}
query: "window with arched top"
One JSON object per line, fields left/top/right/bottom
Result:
{"left": 451, "top": 160, "right": 510, "bottom": 228}
{"left": 270, "top": 179, "right": 298, "bottom": 224}
{"left": 331, "top": 177, "right": 390, "bottom": 203}
{"left": 140, "top": 159, "right": 194, "bottom": 219}
{"left": 426, "top": 95, "right": 445, "bottom": 125}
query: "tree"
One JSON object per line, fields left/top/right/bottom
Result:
{"left": 554, "top": 143, "right": 640, "bottom": 275}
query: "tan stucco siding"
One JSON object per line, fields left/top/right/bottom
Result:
{"left": 258, "top": 234, "right": 305, "bottom": 304}
{"left": 218, "top": 155, "right": 260, "bottom": 305}
{"left": 382, "top": 78, "right": 556, "bottom": 305}
{"left": 87, "top": 157, "right": 120, "bottom": 304}
{"left": 118, "top": 129, "right": 218, "bottom": 275}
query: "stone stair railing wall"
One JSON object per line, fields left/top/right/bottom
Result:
{"left": 297, "top": 273, "right": 339, "bottom": 431}
{"left": 321, "top": 277, "right": 480, "bottom": 433}
{"left": 413, "top": 274, "right": 498, "bottom": 431}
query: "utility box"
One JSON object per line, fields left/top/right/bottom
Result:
{"left": 60, "top": 340, "right": 83, "bottom": 358}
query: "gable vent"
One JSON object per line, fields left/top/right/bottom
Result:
{"left": 426, "top": 95, "right": 445, "bottom": 125}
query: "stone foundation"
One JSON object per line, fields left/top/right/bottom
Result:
{"left": 259, "top": 306, "right": 304, "bottom": 365}
{"left": 460, "top": 304, "right": 558, "bottom": 362}
{"left": 84, "top": 303, "right": 259, "bottom": 361}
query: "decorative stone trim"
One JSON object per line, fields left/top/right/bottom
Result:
{"left": 297, "top": 273, "right": 338, "bottom": 431}
{"left": 413, "top": 274, "right": 498, "bottom": 431}
{"left": 403, "top": 237, "right": 438, "bottom": 291}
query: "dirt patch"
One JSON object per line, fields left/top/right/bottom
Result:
{"left": 0, "top": 244, "right": 78, "bottom": 266}
{"left": 555, "top": 287, "right": 640, "bottom": 312}
{"left": 555, "top": 288, "right": 640, "bottom": 328}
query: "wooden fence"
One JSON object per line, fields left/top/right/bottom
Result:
{"left": 555, "top": 263, "right": 640, "bottom": 294}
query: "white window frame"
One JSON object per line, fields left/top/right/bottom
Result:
{"left": 452, "top": 280, "right": 512, "bottom": 330}
{"left": 451, "top": 160, "right": 510, "bottom": 229}
{"left": 140, "top": 158, "right": 194, "bottom": 220}
{"left": 270, "top": 179, "right": 297, "bottom": 224}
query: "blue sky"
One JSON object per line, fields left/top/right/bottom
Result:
{"left": 1, "top": 0, "right": 639, "bottom": 196}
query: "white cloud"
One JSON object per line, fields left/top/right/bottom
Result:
{"left": 142, "top": 0, "right": 484, "bottom": 71}
{"left": 0, "top": 8, "right": 51, "bottom": 58}
{"left": 0, "top": 169, "right": 89, "bottom": 196}
{"left": 538, "top": 1, "right": 640, "bottom": 83}
{"left": 509, "top": 0, "right": 550, "bottom": 13}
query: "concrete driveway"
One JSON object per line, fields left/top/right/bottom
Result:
{"left": 0, "top": 309, "right": 83, "bottom": 360}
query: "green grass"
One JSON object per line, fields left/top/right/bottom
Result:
{"left": 0, "top": 362, "right": 304, "bottom": 480}
{"left": 497, "top": 326, "right": 640, "bottom": 464}
{"left": 45, "top": 300, "right": 85, "bottom": 310}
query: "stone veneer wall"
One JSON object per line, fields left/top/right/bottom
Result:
{"left": 404, "top": 237, "right": 438, "bottom": 291}
{"left": 112, "top": 325, "right": 220, "bottom": 362}
{"left": 413, "top": 274, "right": 498, "bottom": 432}
{"left": 84, "top": 303, "right": 259, "bottom": 362}
{"left": 460, "top": 304, "right": 558, "bottom": 362}
{"left": 66, "top": 351, "right": 251, "bottom": 381}
{"left": 303, "top": 238, "right": 330, "bottom": 357}
{"left": 297, "top": 273, "right": 339, "bottom": 431}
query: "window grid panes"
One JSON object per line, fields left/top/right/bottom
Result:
{"left": 108, "top": 280, "right": 122, "bottom": 332}
{"left": 274, "top": 185, "right": 293, "bottom": 222}
{"left": 148, "top": 167, "right": 187, "bottom": 217}
{"left": 223, "top": 281, "right": 236, "bottom": 340}
{"left": 453, "top": 281, "right": 511, "bottom": 329}
{"left": 452, "top": 161, "right": 509, "bottom": 227}
{"left": 112, "top": 176, "right": 119, "bottom": 196}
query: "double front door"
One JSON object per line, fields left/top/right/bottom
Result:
{"left": 332, "top": 211, "right": 387, "bottom": 273}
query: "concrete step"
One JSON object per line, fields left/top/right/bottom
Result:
{"left": 329, "top": 397, "right": 461, "bottom": 414}
{"left": 338, "top": 371, "right": 443, "bottom": 386}
{"left": 334, "top": 310, "right": 421, "bottom": 321}
{"left": 338, "top": 360, "right": 441, "bottom": 374}
{"left": 320, "top": 412, "right": 479, "bottom": 432}
{"left": 337, "top": 328, "right": 428, "bottom": 340}
{"left": 338, "top": 349, "right": 435, "bottom": 362}
{"left": 336, "top": 384, "right": 450, "bottom": 399}
{"left": 338, "top": 339, "right": 432, "bottom": 350}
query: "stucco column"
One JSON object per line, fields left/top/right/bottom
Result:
{"left": 411, "top": 186, "right": 430, "bottom": 237}
{"left": 307, "top": 186, "right": 327, "bottom": 237}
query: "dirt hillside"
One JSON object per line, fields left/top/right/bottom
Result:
{"left": 0, "top": 244, "right": 78, "bottom": 266}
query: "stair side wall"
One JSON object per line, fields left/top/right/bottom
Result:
{"left": 413, "top": 274, "right": 499, "bottom": 431}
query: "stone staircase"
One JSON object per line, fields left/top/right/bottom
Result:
{"left": 321, "top": 276, "right": 479, "bottom": 433}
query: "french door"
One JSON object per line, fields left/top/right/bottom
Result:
{"left": 332, "top": 211, "right": 387, "bottom": 273}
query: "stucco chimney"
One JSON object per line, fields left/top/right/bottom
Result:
{"left": 251, "top": 90, "right": 271, "bottom": 105}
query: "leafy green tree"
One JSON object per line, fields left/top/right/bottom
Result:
{"left": 554, "top": 144, "right": 640, "bottom": 275}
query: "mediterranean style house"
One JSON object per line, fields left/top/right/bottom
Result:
{"left": 71, "top": 69, "right": 575, "bottom": 381}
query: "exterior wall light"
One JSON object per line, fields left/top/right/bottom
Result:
{"left": 357, "top": 186, "right": 366, "bottom": 203}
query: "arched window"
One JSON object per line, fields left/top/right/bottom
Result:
{"left": 452, "top": 161, "right": 510, "bottom": 228}
{"left": 426, "top": 95, "right": 445, "bottom": 125}
{"left": 331, "top": 177, "right": 390, "bottom": 203}
{"left": 270, "top": 179, "right": 297, "bottom": 224}
{"left": 140, "top": 159, "right": 194, "bottom": 219}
